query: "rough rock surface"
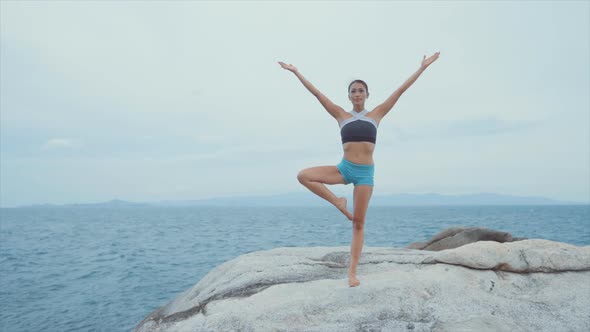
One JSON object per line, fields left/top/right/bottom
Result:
{"left": 405, "top": 226, "right": 527, "bottom": 251}
{"left": 135, "top": 239, "right": 590, "bottom": 332}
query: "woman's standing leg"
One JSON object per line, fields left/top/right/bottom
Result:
{"left": 348, "top": 185, "right": 373, "bottom": 287}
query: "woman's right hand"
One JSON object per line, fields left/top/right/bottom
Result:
{"left": 278, "top": 61, "right": 298, "bottom": 73}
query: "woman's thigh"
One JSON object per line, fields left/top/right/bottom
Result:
{"left": 353, "top": 185, "right": 373, "bottom": 222}
{"left": 299, "top": 166, "right": 347, "bottom": 185}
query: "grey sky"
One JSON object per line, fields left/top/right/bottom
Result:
{"left": 1, "top": 1, "right": 589, "bottom": 207}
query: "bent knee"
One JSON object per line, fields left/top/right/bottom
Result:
{"left": 297, "top": 170, "right": 308, "bottom": 184}
{"left": 352, "top": 218, "right": 365, "bottom": 230}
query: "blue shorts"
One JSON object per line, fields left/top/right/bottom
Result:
{"left": 336, "top": 158, "right": 375, "bottom": 186}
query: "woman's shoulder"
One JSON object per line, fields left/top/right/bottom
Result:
{"left": 336, "top": 111, "right": 354, "bottom": 125}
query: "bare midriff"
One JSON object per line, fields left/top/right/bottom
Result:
{"left": 342, "top": 142, "right": 375, "bottom": 165}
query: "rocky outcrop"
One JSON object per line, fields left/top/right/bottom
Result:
{"left": 405, "top": 226, "right": 527, "bottom": 251}
{"left": 135, "top": 238, "right": 590, "bottom": 332}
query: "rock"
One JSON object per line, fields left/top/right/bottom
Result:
{"left": 435, "top": 238, "right": 590, "bottom": 273}
{"left": 406, "top": 227, "right": 523, "bottom": 251}
{"left": 135, "top": 239, "right": 590, "bottom": 332}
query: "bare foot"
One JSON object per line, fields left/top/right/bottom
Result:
{"left": 348, "top": 274, "right": 360, "bottom": 287}
{"left": 335, "top": 197, "right": 353, "bottom": 221}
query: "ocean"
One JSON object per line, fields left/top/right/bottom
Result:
{"left": 1, "top": 205, "right": 589, "bottom": 332}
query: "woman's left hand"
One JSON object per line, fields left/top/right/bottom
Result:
{"left": 421, "top": 52, "right": 440, "bottom": 69}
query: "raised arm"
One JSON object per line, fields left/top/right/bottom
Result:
{"left": 370, "top": 52, "right": 440, "bottom": 121}
{"left": 278, "top": 61, "right": 347, "bottom": 121}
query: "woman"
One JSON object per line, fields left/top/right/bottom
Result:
{"left": 279, "top": 52, "right": 440, "bottom": 287}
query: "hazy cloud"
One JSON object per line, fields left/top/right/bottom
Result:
{"left": 41, "top": 138, "right": 81, "bottom": 150}
{"left": 391, "top": 116, "right": 538, "bottom": 141}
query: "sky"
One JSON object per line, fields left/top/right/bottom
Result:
{"left": 1, "top": 1, "right": 589, "bottom": 207}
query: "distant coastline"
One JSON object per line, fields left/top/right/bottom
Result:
{"left": 4, "top": 192, "right": 588, "bottom": 209}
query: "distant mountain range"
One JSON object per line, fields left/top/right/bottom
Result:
{"left": 15, "top": 193, "right": 587, "bottom": 208}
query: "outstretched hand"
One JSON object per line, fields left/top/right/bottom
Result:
{"left": 421, "top": 52, "right": 440, "bottom": 69}
{"left": 278, "top": 61, "right": 298, "bottom": 73}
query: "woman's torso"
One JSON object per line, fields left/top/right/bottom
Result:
{"left": 339, "top": 110, "right": 379, "bottom": 165}
{"left": 343, "top": 142, "right": 375, "bottom": 164}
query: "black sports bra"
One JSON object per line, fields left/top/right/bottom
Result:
{"left": 339, "top": 110, "right": 378, "bottom": 144}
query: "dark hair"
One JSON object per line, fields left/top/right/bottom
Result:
{"left": 348, "top": 80, "right": 369, "bottom": 94}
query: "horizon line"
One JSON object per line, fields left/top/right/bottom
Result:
{"left": 2, "top": 191, "right": 589, "bottom": 208}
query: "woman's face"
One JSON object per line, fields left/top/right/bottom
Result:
{"left": 348, "top": 82, "right": 368, "bottom": 106}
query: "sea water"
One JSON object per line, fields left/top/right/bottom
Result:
{"left": 1, "top": 205, "right": 589, "bottom": 332}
